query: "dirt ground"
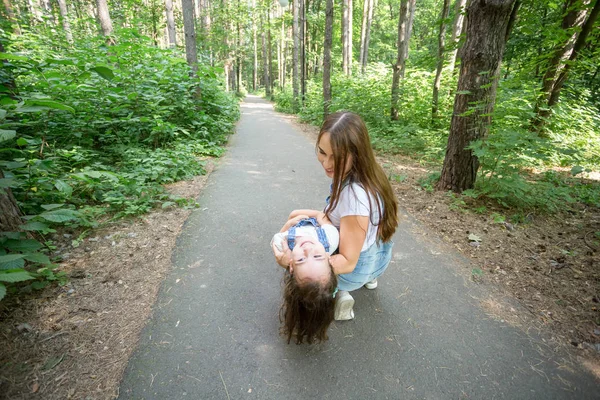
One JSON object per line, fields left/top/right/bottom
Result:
{"left": 0, "top": 114, "right": 599, "bottom": 399}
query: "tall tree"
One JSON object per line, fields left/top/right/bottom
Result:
{"left": 532, "top": 0, "right": 600, "bottom": 131}
{"left": 437, "top": 0, "right": 517, "bottom": 192}
{"left": 299, "top": 0, "right": 305, "bottom": 100}
{"left": 293, "top": 0, "right": 299, "bottom": 109}
{"left": 0, "top": 41, "right": 22, "bottom": 232}
{"left": 447, "top": 0, "right": 466, "bottom": 74}
{"left": 96, "top": 0, "right": 113, "bottom": 37}
{"left": 323, "top": 0, "right": 333, "bottom": 116}
{"left": 182, "top": 0, "right": 199, "bottom": 74}
{"left": 390, "top": 0, "right": 411, "bottom": 120}
{"left": 165, "top": 0, "right": 177, "bottom": 47}
{"left": 431, "top": 0, "right": 450, "bottom": 121}
{"left": 341, "top": 0, "right": 353, "bottom": 74}
{"left": 3, "top": 0, "right": 21, "bottom": 35}
{"left": 56, "top": 0, "right": 73, "bottom": 43}
{"left": 359, "top": 0, "right": 374, "bottom": 73}
{"left": 253, "top": 0, "right": 258, "bottom": 91}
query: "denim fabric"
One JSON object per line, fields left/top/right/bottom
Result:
{"left": 287, "top": 217, "right": 330, "bottom": 253}
{"left": 337, "top": 240, "right": 394, "bottom": 292}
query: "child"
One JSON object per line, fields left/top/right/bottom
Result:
{"left": 271, "top": 214, "right": 340, "bottom": 344}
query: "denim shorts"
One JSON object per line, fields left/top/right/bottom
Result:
{"left": 337, "top": 240, "right": 394, "bottom": 292}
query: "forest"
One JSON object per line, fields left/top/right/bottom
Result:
{"left": 0, "top": 0, "right": 599, "bottom": 298}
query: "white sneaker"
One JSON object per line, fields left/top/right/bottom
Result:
{"left": 364, "top": 278, "right": 378, "bottom": 289}
{"left": 334, "top": 291, "right": 355, "bottom": 321}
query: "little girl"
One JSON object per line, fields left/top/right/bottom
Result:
{"left": 271, "top": 214, "right": 339, "bottom": 344}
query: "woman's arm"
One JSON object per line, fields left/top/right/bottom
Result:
{"left": 329, "top": 215, "right": 368, "bottom": 275}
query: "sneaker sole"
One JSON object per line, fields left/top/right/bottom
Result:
{"left": 364, "top": 281, "right": 378, "bottom": 289}
{"left": 334, "top": 296, "right": 355, "bottom": 321}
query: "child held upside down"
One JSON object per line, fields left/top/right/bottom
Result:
{"left": 271, "top": 213, "right": 340, "bottom": 345}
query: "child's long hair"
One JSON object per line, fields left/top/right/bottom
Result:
{"left": 279, "top": 267, "right": 338, "bottom": 345}
{"left": 319, "top": 111, "right": 398, "bottom": 242}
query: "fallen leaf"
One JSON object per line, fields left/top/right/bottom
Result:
{"left": 468, "top": 233, "right": 482, "bottom": 242}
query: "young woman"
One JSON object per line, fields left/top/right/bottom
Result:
{"left": 273, "top": 111, "right": 398, "bottom": 326}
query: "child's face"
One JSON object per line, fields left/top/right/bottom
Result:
{"left": 289, "top": 237, "right": 331, "bottom": 285}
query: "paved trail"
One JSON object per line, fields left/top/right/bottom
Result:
{"left": 119, "top": 96, "right": 598, "bottom": 399}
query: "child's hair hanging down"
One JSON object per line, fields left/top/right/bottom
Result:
{"left": 280, "top": 266, "right": 338, "bottom": 345}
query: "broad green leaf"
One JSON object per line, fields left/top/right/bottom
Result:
{"left": 55, "top": 180, "right": 73, "bottom": 196}
{"left": 0, "top": 269, "right": 35, "bottom": 282}
{"left": 91, "top": 66, "right": 115, "bottom": 81}
{"left": 23, "top": 252, "right": 51, "bottom": 264}
{"left": 0, "top": 52, "right": 28, "bottom": 62}
{"left": 0, "top": 255, "right": 25, "bottom": 270}
{"left": 39, "top": 209, "right": 79, "bottom": 223}
{"left": 0, "top": 109, "right": 6, "bottom": 119}
{"left": 16, "top": 138, "right": 27, "bottom": 146}
{"left": 27, "top": 99, "right": 75, "bottom": 113}
{"left": 0, "top": 129, "right": 16, "bottom": 142}
{"left": 0, "top": 178, "right": 15, "bottom": 188}
{"left": 4, "top": 239, "right": 42, "bottom": 252}
{"left": 571, "top": 165, "right": 584, "bottom": 176}
{"left": 0, "top": 283, "right": 5, "bottom": 301}
{"left": 20, "top": 221, "right": 50, "bottom": 232}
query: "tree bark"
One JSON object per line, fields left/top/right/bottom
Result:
{"left": 532, "top": 0, "right": 597, "bottom": 131}
{"left": 268, "top": 4, "right": 273, "bottom": 98}
{"left": 323, "top": 0, "right": 333, "bottom": 117}
{"left": 547, "top": 0, "right": 600, "bottom": 106}
{"left": 436, "top": 0, "right": 516, "bottom": 193}
{"left": 342, "top": 0, "right": 348, "bottom": 74}
{"left": 432, "top": 0, "right": 450, "bottom": 121}
{"left": 504, "top": 0, "right": 520, "bottom": 42}
{"left": 96, "top": 0, "right": 113, "bottom": 37}
{"left": 165, "top": 0, "right": 177, "bottom": 47}
{"left": 253, "top": 0, "right": 258, "bottom": 91}
{"left": 391, "top": 0, "right": 409, "bottom": 121}
{"left": 299, "top": 0, "right": 305, "bottom": 100}
{"left": 262, "top": 15, "right": 270, "bottom": 97}
{"left": 447, "top": 0, "right": 466, "bottom": 74}
{"left": 401, "top": 0, "right": 415, "bottom": 77}
{"left": 56, "top": 0, "right": 73, "bottom": 43}
{"left": 3, "top": 0, "right": 22, "bottom": 35}
{"left": 182, "top": 0, "right": 199, "bottom": 75}
{"left": 359, "top": 0, "right": 374, "bottom": 73}
{"left": 348, "top": 0, "right": 353, "bottom": 75}
{"left": 293, "top": 0, "right": 299, "bottom": 110}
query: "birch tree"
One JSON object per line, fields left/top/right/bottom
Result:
{"left": 431, "top": 0, "right": 450, "bottom": 121}
{"left": 96, "top": 0, "right": 113, "bottom": 37}
{"left": 323, "top": 0, "right": 333, "bottom": 116}
{"left": 447, "top": 0, "right": 466, "bottom": 74}
{"left": 165, "top": 0, "right": 177, "bottom": 47}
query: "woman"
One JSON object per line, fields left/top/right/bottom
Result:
{"left": 275, "top": 111, "right": 398, "bottom": 321}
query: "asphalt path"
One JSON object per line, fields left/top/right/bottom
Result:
{"left": 118, "top": 95, "right": 599, "bottom": 399}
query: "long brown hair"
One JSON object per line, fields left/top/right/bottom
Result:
{"left": 318, "top": 112, "right": 398, "bottom": 242}
{"left": 279, "top": 267, "right": 337, "bottom": 345}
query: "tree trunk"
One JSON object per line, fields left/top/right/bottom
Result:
{"left": 447, "top": 0, "right": 466, "bottom": 74}
{"left": 182, "top": 0, "right": 199, "bottom": 75}
{"left": 253, "top": 0, "right": 258, "bottom": 91}
{"left": 547, "top": 0, "right": 600, "bottom": 106}
{"left": 323, "top": 0, "right": 333, "bottom": 116}
{"left": 300, "top": 0, "right": 306, "bottom": 100}
{"left": 342, "top": 0, "right": 348, "bottom": 74}
{"left": 293, "top": 0, "right": 299, "bottom": 110}
{"left": 96, "top": 0, "right": 113, "bottom": 37}
{"left": 3, "top": 0, "right": 21, "bottom": 35}
{"left": 391, "top": 0, "right": 409, "bottom": 121}
{"left": 0, "top": 171, "right": 23, "bottom": 232}
{"left": 504, "top": 0, "right": 520, "bottom": 42}
{"left": 360, "top": 0, "right": 374, "bottom": 73}
{"left": 432, "top": 0, "right": 450, "bottom": 122}
{"left": 532, "top": 0, "right": 597, "bottom": 131}
{"left": 268, "top": 5, "right": 273, "bottom": 98}
{"left": 347, "top": 0, "right": 353, "bottom": 75}
{"left": 400, "top": 0, "right": 416, "bottom": 77}
{"left": 359, "top": 0, "right": 368, "bottom": 72}
{"left": 436, "top": 0, "right": 516, "bottom": 193}
{"left": 262, "top": 16, "right": 270, "bottom": 97}
{"left": 165, "top": 0, "right": 177, "bottom": 47}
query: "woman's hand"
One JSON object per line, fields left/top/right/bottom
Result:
{"left": 272, "top": 238, "right": 292, "bottom": 268}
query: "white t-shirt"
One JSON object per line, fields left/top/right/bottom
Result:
{"left": 326, "top": 183, "right": 381, "bottom": 252}
{"left": 271, "top": 224, "right": 340, "bottom": 255}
